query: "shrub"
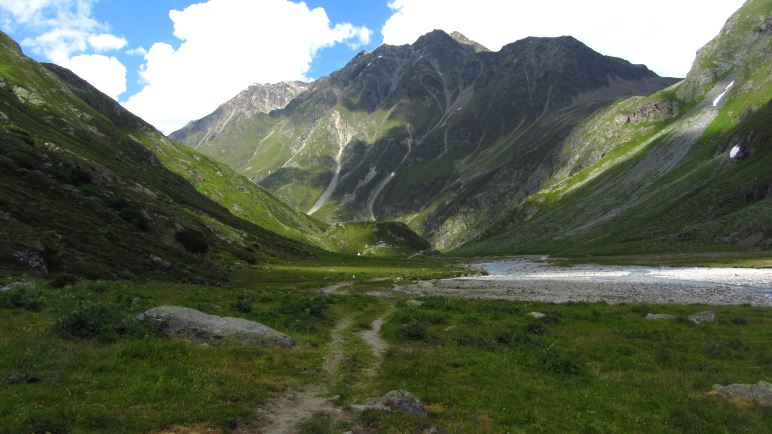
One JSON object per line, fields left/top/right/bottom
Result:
{"left": 174, "top": 229, "right": 209, "bottom": 254}
{"left": 231, "top": 294, "right": 253, "bottom": 313}
{"left": 49, "top": 274, "right": 80, "bottom": 288}
{"left": 0, "top": 287, "right": 45, "bottom": 311}
{"left": 539, "top": 349, "right": 584, "bottom": 375}
{"left": 279, "top": 295, "right": 327, "bottom": 318}
{"left": 396, "top": 319, "right": 428, "bottom": 341}
{"left": 525, "top": 321, "right": 546, "bottom": 335}
{"left": 55, "top": 301, "right": 156, "bottom": 341}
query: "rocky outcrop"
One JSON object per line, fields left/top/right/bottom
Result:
{"left": 616, "top": 99, "right": 678, "bottom": 124}
{"left": 140, "top": 306, "right": 296, "bottom": 347}
{"left": 170, "top": 81, "right": 308, "bottom": 147}
{"left": 709, "top": 381, "right": 772, "bottom": 407}
{"left": 645, "top": 313, "right": 675, "bottom": 321}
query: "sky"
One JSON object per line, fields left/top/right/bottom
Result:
{"left": 0, "top": 0, "right": 745, "bottom": 134}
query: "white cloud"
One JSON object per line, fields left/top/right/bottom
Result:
{"left": 0, "top": 0, "right": 128, "bottom": 96}
{"left": 123, "top": 0, "right": 372, "bottom": 134}
{"left": 63, "top": 54, "right": 127, "bottom": 99}
{"left": 88, "top": 33, "right": 127, "bottom": 51}
{"left": 382, "top": 0, "right": 746, "bottom": 78}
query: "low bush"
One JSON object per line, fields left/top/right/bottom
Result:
{"left": 396, "top": 319, "right": 428, "bottom": 341}
{"left": 55, "top": 301, "right": 157, "bottom": 341}
{"left": 174, "top": 229, "right": 209, "bottom": 254}
{"left": 539, "top": 349, "right": 584, "bottom": 375}
{"left": 0, "top": 287, "right": 45, "bottom": 311}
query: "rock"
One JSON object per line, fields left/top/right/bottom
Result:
{"left": 406, "top": 299, "right": 423, "bottom": 307}
{"left": 443, "top": 326, "right": 457, "bottom": 332}
{"left": 0, "top": 110, "right": 8, "bottom": 123}
{"left": 12, "top": 250, "right": 48, "bottom": 274}
{"left": 689, "top": 311, "right": 716, "bottom": 324}
{"left": 645, "top": 313, "right": 675, "bottom": 321}
{"left": 149, "top": 254, "right": 172, "bottom": 269}
{"left": 140, "top": 306, "right": 296, "bottom": 347}
{"left": 710, "top": 381, "right": 772, "bottom": 407}
{"left": 527, "top": 312, "right": 546, "bottom": 319}
{"left": 351, "top": 390, "right": 427, "bottom": 417}
{"left": 0, "top": 281, "right": 37, "bottom": 292}
{"left": 627, "top": 99, "right": 679, "bottom": 124}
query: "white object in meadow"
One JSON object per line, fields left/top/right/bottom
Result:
{"left": 713, "top": 81, "right": 735, "bottom": 107}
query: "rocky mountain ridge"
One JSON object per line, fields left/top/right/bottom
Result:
{"left": 177, "top": 30, "right": 678, "bottom": 249}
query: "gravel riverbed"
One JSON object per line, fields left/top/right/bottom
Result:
{"left": 393, "top": 259, "right": 772, "bottom": 306}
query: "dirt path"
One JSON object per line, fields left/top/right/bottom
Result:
{"left": 359, "top": 313, "right": 390, "bottom": 379}
{"left": 250, "top": 319, "right": 351, "bottom": 434}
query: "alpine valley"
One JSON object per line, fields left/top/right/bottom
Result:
{"left": 0, "top": 1, "right": 771, "bottom": 433}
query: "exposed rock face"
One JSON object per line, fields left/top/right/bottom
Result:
{"left": 170, "top": 81, "right": 308, "bottom": 147}
{"left": 189, "top": 30, "right": 676, "bottom": 249}
{"left": 140, "top": 306, "right": 296, "bottom": 347}
{"left": 616, "top": 99, "right": 678, "bottom": 124}
{"left": 710, "top": 381, "right": 772, "bottom": 407}
{"left": 351, "top": 390, "right": 427, "bottom": 416}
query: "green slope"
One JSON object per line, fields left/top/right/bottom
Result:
{"left": 458, "top": 0, "right": 772, "bottom": 256}
{"left": 0, "top": 31, "right": 317, "bottom": 281}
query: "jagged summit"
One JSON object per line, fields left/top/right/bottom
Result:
{"left": 449, "top": 31, "right": 490, "bottom": 52}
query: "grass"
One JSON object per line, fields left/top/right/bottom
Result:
{"left": 368, "top": 298, "right": 772, "bottom": 433}
{"left": 1, "top": 253, "right": 770, "bottom": 434}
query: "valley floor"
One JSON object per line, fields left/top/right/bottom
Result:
{"left": 1, "top": 256, "right": 771, "bottom": 433}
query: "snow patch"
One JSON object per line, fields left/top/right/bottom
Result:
{"left": 729, "top": 145, "right": 742, "bottom": 159}
{"left": 712, "top": 81, "right": 735, "bottom": 107}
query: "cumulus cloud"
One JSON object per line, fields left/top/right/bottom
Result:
{"left": 382, "top": 0, "right": 745, "bottom": 78}
{"left": 88, "top": 33, "right": 127, "bottom": 51}
{"left": 124, "top": 0, "right": 372, "bottom": 134}
{"left": 63, "top": 54, "right": 127, "bottom": 99}
{"left": 0, "top": 0, "right": 128, "bottom": 98}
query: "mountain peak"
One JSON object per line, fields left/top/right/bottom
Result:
{"left": 449, "top": 31, "right": 490, "bottom": 52}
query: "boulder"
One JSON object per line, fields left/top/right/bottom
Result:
{"left": 689, "top": 311, "right": 716, "bottom": 324}
{"left": 351, "top": 390, "right": 427, "bottom": 417}
{"left": 406, "top": 299, "right": 423, "bottom": 307}
{"left": 527, "top": 312, "right": 546, "bottom": 319}
{"left": 0, "top": 281, "right": 37, "bottom": 292}
{"left": 710, "top": 381, "right": 772, "bottom": 407}
{"left": 140, "top": 306, "right": 295, "bottom": 347}
{"left": 645, "top": 313, "right": 675, "bottom": 321}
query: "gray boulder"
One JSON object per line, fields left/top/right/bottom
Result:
{"left": 351, "top": 390, "right": 427, "bottom": 417}
{"left": 689, "top": 311, "right": 716, "bottom": 324}
{"left": 140, "top": 306, "right": 295, "bottom": 347}
{"left": 645, "top": 313, "right": 676, "bottom": 321}
{"left": 406, "top": 299, "right": 423, "bottom": 307}
{"left": 711, "top": 381, "right": 772, "bottom": 407}
{"left": 527, "top": 312, "right": 546, "bottom": 319}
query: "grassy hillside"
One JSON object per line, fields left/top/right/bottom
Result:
{"left": 0, "top": 31, "right": 317, "bottom": 281}
{"left": 458, "top": 0, "right": 772, "bottom": 257}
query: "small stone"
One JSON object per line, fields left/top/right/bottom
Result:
{"left": 149, "top": 254, "right": 172, "bottom": 269}
{"left": 689, "top": 311, "right": 716, "bottom": 324}
{"left": 645, "top": 313, "right": 675, "bottom": 321}
{"left": 443, "top": 326, "right": 456, "bottom": 332}
{"left": 406, "top": 299, "right": 423, "bottom": 307}
{"left": 351, "top": 390, "right": 427, "bottom": 417}
{"left": 527, "top": 312, "right": 546, "bottom": 319}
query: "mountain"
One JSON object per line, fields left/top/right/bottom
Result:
{"left": 0, "top": 31, "right": 325, "bottom": 282}
{"left": 459, "top": 0, "right": 771, "bottom": 256}
{"left": 170, "top": 81, "right": 308, "bottom": 148}
{"left": 175, "top": 30, "right": 678, "bottom": 249}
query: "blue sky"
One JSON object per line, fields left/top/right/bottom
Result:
{"left": 0, "top": 0, "right": 744, "bottom": 133}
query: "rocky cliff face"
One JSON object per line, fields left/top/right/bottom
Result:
{"left": 183, "top": 31, "right": 677, "bottom": 249}
{"left": 170, "top": 81, "right": 308, "bottom": 148}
